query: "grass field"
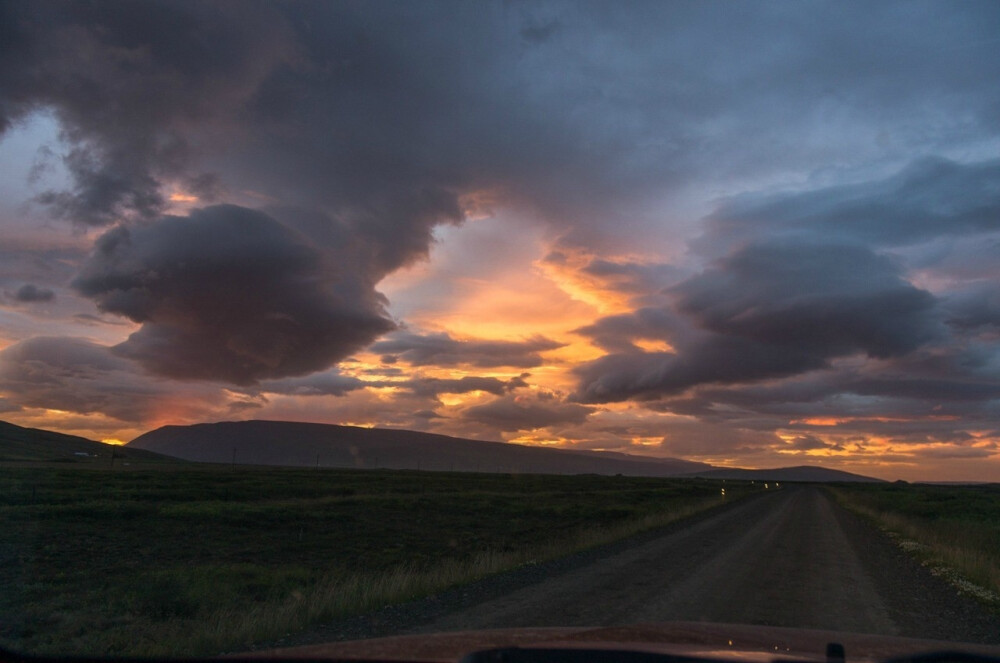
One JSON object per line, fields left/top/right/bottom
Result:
{"left": 0, "top": 465, "right": 752, "bottom": 656}
{"left": 832, "top": 482, "right": 1000, "bottom": 605}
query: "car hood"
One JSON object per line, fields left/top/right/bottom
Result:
{"left": 242, "top": 622, "right": 1000, "bottom": 662}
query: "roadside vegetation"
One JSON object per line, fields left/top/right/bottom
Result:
{"left": 831, "top": 483, "right": 1000, "bottom": 606}
{"left": 1, "top": 465, "right": 755, "bottom": 656}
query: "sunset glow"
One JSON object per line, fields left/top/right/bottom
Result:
{"left": 1, "top": 1, "right": 999, "bottom": 482}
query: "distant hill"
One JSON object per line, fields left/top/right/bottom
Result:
{"left": 129, "top": 419, "right": 714, "bottom": 477}
{"left": 0, "top": 419, "right": 177, "bottom": 465}
{"left": 686, "top": 465, "right": 884, "bottom": 483}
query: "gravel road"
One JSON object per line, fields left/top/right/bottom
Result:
{"left": 264, "top": 486, "right": 1000, "bottom": 650}
{"left": 406, "top": 486, "right": 999, "bottom": 642}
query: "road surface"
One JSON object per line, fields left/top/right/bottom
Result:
{"left": 403, "top": 486, "right": 999, "bottom": 643}
{"left": 273, "top": 486, "right": 999, "bottom": 649}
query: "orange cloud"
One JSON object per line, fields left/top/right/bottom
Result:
{"left": 507, "top": 433, "right": 567, "bottom": 447}
{"left": 791, "top": 415, "right": 960, "bottom": 426}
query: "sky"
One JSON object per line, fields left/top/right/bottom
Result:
{"left": 1, "top": 0, "right": 999, "bottom": 481}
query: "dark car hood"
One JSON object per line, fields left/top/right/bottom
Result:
{"left": 242, "top": 622, "right": 1000, "bottom": 662}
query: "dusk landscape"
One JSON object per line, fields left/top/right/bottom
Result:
{"left": 2, "top": 1, "right": 999, "bottom": 482}
{"left": 1, "top": 2, "right": 1000, "bottom": 658}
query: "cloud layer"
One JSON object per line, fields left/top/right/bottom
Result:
{"left": 73, "top": 205, "right": 395, "bottom": 383}
{"left": 1, "top": 1, "right": 999, "bottom": 478}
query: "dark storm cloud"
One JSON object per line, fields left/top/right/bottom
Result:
{"left": 619, "top": 374, "right": 1000, "bottom": 442}
{"left": 1, "top": 0, "right": 599, "bottom": 389}
{"left": 0, "top": 244, "right": 84, "bottom": 291}
{"left": 580, "top": 258, "right": 683, "bottom": 296}
{"left": 371, "top": 332, "right": 563, "bottom": 369}
{"left": 575, "top": 241, "right": 938, "bottom": 402}
{"left": 844, "top": 375, "right": 1000, "bottom": 404}
{"left": 836, "top": 345, "right": 1000, "bottom": 405}
{"left": 657, "top": 421, "right": 783, "bottom": 458}
{"left": 0, "top": 0, "right": 291, "bottom": 225}
{"left": 259, "top": 371, "right": 529, "bottom": 401}
{"left": 542, "top": 249, "right": 683, "bottom": 302}
{"left": 943, "top": 284, "right": 1000, "bottom": 332}
{"left": 0, "top": 0, "right": 520, "bottom": 253}
{"left": 906, "top": 234, "right": 1000, "bottom": 283}
{"left": 9, "top": 2, "right": 998, "bottom": 242}
{"left": 261, "top": 371, "right": 366, "bottom": 397}
{"left": 8, "top": 283, "right": 54, "bottom": 302}
{"left": 4, "top": 5, "right": 998, "bottom": 253}
{"left": 73, "top": 205, "right": 395, "bottom": 384}
{"left": 784, "top": 434, "right": 840, "bottom": 452}
{"left": 672, "top": 243, "right": 938, "bottom": 358}
{"left": 574, "top": 307, "right": 685, "bottom": 353}
{"left": 697, "top": 158, "right": 1000, "bottom": 256}
{"left": 402, "top": 375, "right": 528, "bottom": 399}
{"left": 645, "top": 344, "right": 1000, "bottom": 447}
{"left": 462, "top": 395, "right": 592, "bottom": 432}
{"left": 0, "top": 336, "right": 213, "bottom": 421}
{"left": 72, "top": 313, "right": 130, "bottom": 327}
{"left": 919, "top": 446, "right": 996, "bottom": 460}
{"left": 592, "top": 152, "right": 1000, "bottom": 442}
{"left": 4, "top": 0, "right": 1000, "bottom": 463}
{"left": 227, "top": 399, "right": 265, "bottom": 414}
{"left": 575, "top": 339, "right": 828, "bottom": 404}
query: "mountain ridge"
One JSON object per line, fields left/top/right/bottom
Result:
{"left": 129, "top": 419, "right": 712, "bottom": 477}
{"left": 4, "top": 417, "right": 884, "bottom": 482}
{"left": 0, "top": 419, "right": 176, "bottom": 464}
{"left": 686, "top": 464, "right": 884, "bottom": 483}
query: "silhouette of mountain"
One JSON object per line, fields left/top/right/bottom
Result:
{"left": 0, "top": 419, "right": 176, "bottom": 464}
{"left": 129, "top": 419, "right": 713, "bottom": 476}
{"left": 686, "top": 465, "right": 884, "bottom": 483}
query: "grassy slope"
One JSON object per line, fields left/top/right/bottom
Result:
{"left": 0, "top": 420, "right": 176, "bottom": 465}
{"left": 1, "top": 466, "right": 754, "bottom": 656}
{"left": 831, "top": 483, "right": 1000, "bottom": 605}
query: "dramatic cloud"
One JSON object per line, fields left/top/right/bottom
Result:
{"left": 2, "top": 1, "right": 1000, "bottom": 479}
{"left": 73, "top": 205, "right": 395, "bottom": 384}
{"left": 0, "top": 0, "right": 292, "bottom": 225}
{"left": 672, "top": 242, "right": 938, "bottom": 358}
{"left": 566, "top": 146, "right": 1000, "bottom": 478}
{"left": 401, "top": 375, "right": 528, "bottom": 399}
{"left": 574, "top": 308, "right": 684, "bottom": 354}
{"left": 8, "top": 283, "right": 54, "bottom": 303}
{"left": 462, "top": 394, "right": 592, "bottom": 432}
{"left": 784, "top": 434, "right": 842, "bottom": 452}
{"left": 0, "top": 243, "right": 85, "bottom": 295}
{"left": 656, "top": 421, "right": 785, "bottom": 459}
{"left": 372, "top": 332, "right": 563, "bottom": 369}
{"left": 11, "top": 2, "right": 996, "bottom": 253}
{"left": 260, "top": 370, "right": 366, "bottom": 397}
{"left": 0, "top": 336, "right": 218, "bottom": 421}
{"left": 575, "top": 241, "right": 938, "bottom": 402}
{"left": 698, "top": 158, "right": 1000, "bottom": 256}
{"left": 944, "top": 284, "right": 1000, "bottom": 333}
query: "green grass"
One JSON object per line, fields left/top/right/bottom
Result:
{"left": 831, "top": 483, "right": 1000, "bottom": 605}
{"left": 0, "top": 466, "right": 754, "bottom": 656}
